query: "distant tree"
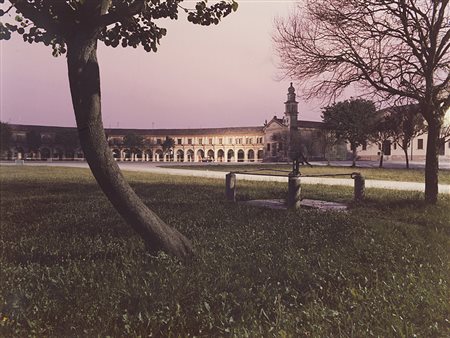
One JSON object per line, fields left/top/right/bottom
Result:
{"left": 371, "top": 114, "right": 396, "bottom": 168}
{"left": 162, "top": 136, "right": 175, "bottom": 161}
{"left": 388, "top": 105, "right": 426, "bottom": 169}
{"left": 123, "top": 133, "right": 144, "bottom": 152}
{"left": 322, "top": 99, "right": 378, "bottom": 167}
{"left": 55, "top": 130, "right": 80, "bottom": 159}
{"left": 274, "top": 0, "right": 449, "bottom": 203}
{"left": 0, "top": 122, "right": 12, "bottom": 156}
{"left": 1, "top": 0, "right": 238, "bottom": 259}
{"left": 26, "top": 130, "right": 42, "bottom": 156}
{"left": 321, "top": 128, "right": 338, "bottom": 165}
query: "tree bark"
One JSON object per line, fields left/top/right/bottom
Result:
{"left": 351, "top": 144, "right": 357, "bottom": 167}
{"left": 402, "top": 146, "right": 409, "bottom": 169}
{"left": 66, "top": 32, "right": 193, "bottom": 259}
{"left": 379, "top": 148, "right": 384, "bottom": 168}
{"left": 424, "top": 118, "right": 440, "bottom": 204}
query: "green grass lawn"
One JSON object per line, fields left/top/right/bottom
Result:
{"left": 165, "top": 163, "right": 450, "bottom": 184}
{"left": 1, "top": 166, "right": 449, "bottom": 336}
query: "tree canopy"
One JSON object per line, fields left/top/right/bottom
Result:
{"left": 162, "top": 136, "right": 175, "bottom": 154}
{"left": 123, "top": 133, "right": 144, "bottom": 150}
{"left": 322, "top": 98, "right": 378, "bottom": 167}
{"left": 1, "top": 0, "right": 238, "bottom": 55}
{"left": 275, "top": 0, "right": 449, "bottom": 202}
{"left": 26, "top": 130, "right": 42, "bottom": 152}
{"left": 387, "top": 104, "right": 426, "bottom": 168}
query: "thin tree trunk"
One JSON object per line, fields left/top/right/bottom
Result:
{"left": 351, "top": 145, "right": 357, "bottom": 167}
{"left": 379, "top": 148, "right": 384, "bottom": 168}
{"left": 402, "top": 146, "right": 409, "bottom": 169}
{"left": 424, "top": 118, "right": 440, "bottom": 204}
{"left": 66, "top": 33, "right": 193, "bottom": 259}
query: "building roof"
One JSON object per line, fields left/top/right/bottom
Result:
{"left": 10, "top": 124, "right": 265, "bottom": 136}
{"left": 299, "top": 120, "right": 327, "bottom": 129}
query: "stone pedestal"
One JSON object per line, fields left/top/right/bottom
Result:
{"left": 287, "top": 174, "right": 301, "bottom": 209}
{"left": 353, "top": 173, "right": 365, "bottom": 201}
{"left": 225, "top": 173, "right": 237, "bottom": 202}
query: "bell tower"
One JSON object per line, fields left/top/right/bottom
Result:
{"left": 284, "top": 82, "right": 299, "bottom": 131}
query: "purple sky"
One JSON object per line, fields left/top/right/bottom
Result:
{"left": 1, "top": 1, "right": 327, "bottom": 129}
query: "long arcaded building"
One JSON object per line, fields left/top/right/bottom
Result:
{"left": 5, "top": 84, "right": 447, "bottom": 163}
{"left": 6, "top": 84, "right": 334, "bottom": 163}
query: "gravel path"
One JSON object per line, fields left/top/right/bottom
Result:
{"left": 3, "top": 161, "right": 449, "bottom": 194}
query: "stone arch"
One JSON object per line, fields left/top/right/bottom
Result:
{"left": 144, "top": 149, "right": 153, "bottom": 161}
{"left": 134, "top": 148, "right": 143, "bottom": 161}
{"left": 176, "top": 149, "right": 184, "bottom": 162}
{"left": 15, "top": 147, "right": 25, "bottom": 160}
{"left": 53, "top": 148, "right": 64, "bottom": 160}
{"left": 123, "top": 148, "right": 132, "bottom": 161}
{"left": 76, "top": 149, "right": 84, "bottom": 159}
{"left": 207, "top": 149, "right": 215, "bottom": 162}
{"left": 186, "top": 149, "right": 194, "bottom": 162}
{"left": 65, "top": 150, "right": 75, "bottom": 160}
{"left": 248, "top": 149, "right": 255, "bottom": 162}
{"left": 155, "top": 149, "right": 163, "bottom": 162}
{"left": 40, "top": 147, "right": 51, "bottom": 160}
{"left": 217, "top": 149, "right": 225, "bottom": 162}
{"left": 197, "top": 149, "right": 205, "bottom": 162}
{"left": 227, "top": 149, "right": 235, "bottom": 162}
{"left": 112, "top": 148, "right": 121, "bottom": 160}
{"left": 237, "top": 149, "right": 245, "bottom": 162}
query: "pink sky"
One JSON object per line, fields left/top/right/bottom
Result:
{"left": 1, "top": 1, "right": 326, "bottom": 129}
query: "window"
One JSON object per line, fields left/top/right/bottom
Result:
{"left": 362, "top": 142, "right": 367, "bottom": 151}
{"left": 417, "top": 138, "right": 424, "bottom": 150}
{"left": 257, "top": 137, "right": 263, "bottom": 144}
{"left": 177, "top": 138, "right": 182, "bottom": 145}
{"left": 209, "top": 138, "right": 213, "bottom": 145}
{"left": 198, "top": 138, "right": 203, "bottom": 145}
{"left": 236, "top": 138, "right": 242, "bottom": 144}
{"left": 393, "top": 143, "right": 397, "bottom": 150}
{"left": 15, "top": 134, "right": 25, "bottom": 142}
{"left": 156, "top": 138, "right": 162, "bottom": 145}
{"left": 188, "top": 138, "right": 192, "bottom": 145}
{"left": 229, "top": 138, "right": 233, "bottom": 144}
{"left": 219, "top": 138, "right": 223, "bottom": 144}
{"left": 278, "top": 142, "right": 283, "bottom": 151}
{"left": 267, "top": 143, "right": 271, "bottom": 151}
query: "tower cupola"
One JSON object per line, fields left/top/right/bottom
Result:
{"left": 284, "top": 82, "right": 299, "bottom": 130}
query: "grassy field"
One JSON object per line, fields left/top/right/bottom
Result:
{"left": 0, "top": 166, "right": 449, "bottom": 336}
{"left": 165, "top": 163, "right": 450, "bottom": 184}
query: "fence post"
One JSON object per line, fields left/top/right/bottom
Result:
{"left": 353, "top": 173, "right": 365, "bottom": 201}
{"left": 287, "top": 173, "right": 301, "bottom": 209}
{"left": 225, "top": 172, "right": 237, "bottom": 202}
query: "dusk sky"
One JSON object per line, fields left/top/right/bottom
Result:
{"left": 1, "top": 1, "right": 328, "bottom": 129}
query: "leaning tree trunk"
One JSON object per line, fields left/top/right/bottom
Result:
{"left": 66, "top": 33, "right": 193, "bottom": 259}
{"left": 424, "top": 118, "right": 440, "bottom": 204}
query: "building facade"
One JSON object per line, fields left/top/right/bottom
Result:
{"left": 3, "top": 84, "right": 449, "bottom": 163}
{"left": 4, "top": 84, "right": 334, "bottom": 163}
